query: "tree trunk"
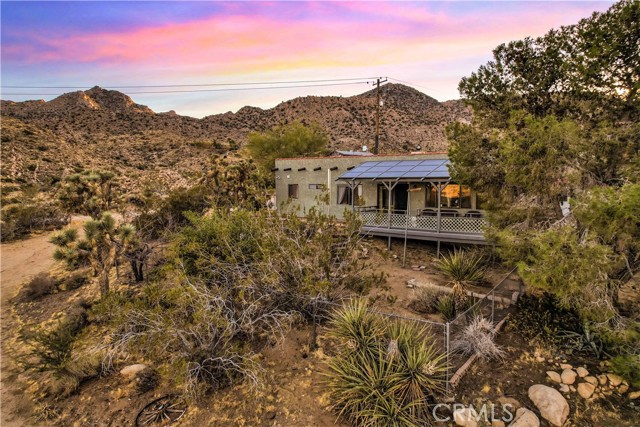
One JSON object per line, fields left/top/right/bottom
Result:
{"left": 99, "top": 265, "right": 110, "bottom": 297}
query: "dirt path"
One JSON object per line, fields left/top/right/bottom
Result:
{"left": 1, "top": 217, "right": 87, "bottom": 426}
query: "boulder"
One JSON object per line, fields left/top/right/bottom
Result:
{"left": 528, "top": 384, "right": 569, "bottom": 427}
{"left": 561, "top": 369, "right": 577, "bottom": 385}
{"left": 576, "top": 367, "right": 589, "bottom": 378}
{"left": 629, "top": 391, "right": 640, "bottom": 400}
{"left": 120, "top": 364, "right": 148, "bottom": 378}
{"left": 509, "top": 407, "right": 540, "bottom": 427}
{"left": 559, "top": 384, "right": 570, "bottom": 393}
{"left": 584, "top": 376, "right": 598, "bottom": 386}
{"left": 560, "top": 363, "right": 573, "bottom": 370}
{"left": 454, "top": 407, "right": 478, "bottom": 427}
{"left": 547, "top": 371, "right": 562, "bottom": 383}
{"left": 597, "top": 374, "right": 607, "bottom": 385}
{"left": 619, "top": 382, "right": 629, "bottom": 394}
{"left": 606, "top": 373, "right": 623, "bottom": 387}
{"left": 498, "top": 396, "right": 521, "bottom": 411}
{"left": 577, "top": 382, "right": 596, "bottom": 399}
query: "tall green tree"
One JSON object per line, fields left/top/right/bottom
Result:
{"left": 246, "top": 121, "right": 329, "bottom": 175}
{"left": 448, "top": 0, "right": 640, "bottom": 329}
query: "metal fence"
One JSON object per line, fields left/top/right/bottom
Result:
{"left": 317, "top": 267, "right": 519, "bottom": 393}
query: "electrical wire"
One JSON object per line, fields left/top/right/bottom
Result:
{"left": 1, "top": 77, "right": 378, "bottom": 90}
{"left": 2, "top": 81, "right": 377, "bottom": 97}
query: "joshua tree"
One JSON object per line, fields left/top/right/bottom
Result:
{"left": 51, "top": 212, "right": 136, "bottom": 297}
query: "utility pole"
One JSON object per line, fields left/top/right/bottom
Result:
{"left": 373, "top": 77, "right": 387, "bottom": 154}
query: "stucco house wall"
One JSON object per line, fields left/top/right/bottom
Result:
{"left": 274, "top": 153, "right": 449, "bottom": 219}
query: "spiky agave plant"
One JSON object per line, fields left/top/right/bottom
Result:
{"left": 329, "top": 299, "right": 384, "bottom": 358}
{"left": 436, "top": 249, "right": 486, "bottom": 311}
{"left": 326, "top": 302, "right": 448, "bottom": 427}
{"left": 327, "top": 348, "right": 421, "bottom": 427}
{"left": 386, "top": 321, "right": 447, "bottom": 415}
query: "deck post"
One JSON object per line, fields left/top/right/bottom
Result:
{"left": 437, "top": 181, "right": 442, "bottom": 233}
{"left": 402, "top": 187, "right": 410, "bottom": 267}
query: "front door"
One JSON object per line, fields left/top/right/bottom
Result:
{"left": 393, "top": 183, "right": 409, "bottom": 212}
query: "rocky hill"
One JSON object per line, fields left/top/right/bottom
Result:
{"left": 1, "top": 84, "right": 470, "bottom": 191}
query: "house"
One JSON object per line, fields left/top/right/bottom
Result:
{"left": 273, "top": 152, "right": 487, "bottom": 247}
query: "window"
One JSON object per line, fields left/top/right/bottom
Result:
{"left": 425, "top": 183, "right": 438, "bottom": 208}
{"left": 337, "top": 184, "right": 361, "bottom": 205}
{"left": 440, "top": 184, "right": 472, "bottom": 208}
{"left": 308, "top": 184, "right": 325, "bottom": 190}
{"left": 288, "top": 184, "right": 299, "bottom": 199}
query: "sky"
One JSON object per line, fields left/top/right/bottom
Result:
{"left": 1, "top": 1, "right": 614, "bottom": 118}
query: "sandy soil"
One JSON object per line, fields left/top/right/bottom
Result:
{"left": 0, "top": 217, "right": 87, "bottom": 426}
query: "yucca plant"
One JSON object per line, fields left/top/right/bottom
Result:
{"left": 436, "top": 249, "right": 486, "bottom": 310}
{"left": 329, "top": 299, "right": 384, "bottom": 358}
{"left": 436, "top": 294, "right": 456, "bottom": 321}
{"left": 326, "top": 300, "right": 447, "bottom": 427}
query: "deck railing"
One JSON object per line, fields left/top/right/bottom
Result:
{"left": 356, "top": 209, "right": 487, "bottom": 235}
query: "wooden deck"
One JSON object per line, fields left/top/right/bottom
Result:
{"left": 357, "top": 211, "right": 488, "bottom": 245}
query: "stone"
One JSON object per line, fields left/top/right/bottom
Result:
{"left": 547, "top": 371, "right": 562, "bottom": 383}
{"left": 576, "top": 367, "right": 589, "bottom": 378}
{"left": 584, "top": 376, "right": 598, "bottom": 386}
{"left": 569, "top": 385, "right": 576, "bottom": 392}
{"left": 454, "top": 407, "right": 478, "bottom": 427}
{"left": 607, "top": 373, "right": 623, "bottom": 387}
{"left": 560, "top": 363, "right": 573, "bottom": 370}
{"left": 577, "top": 382, "right": 596, "bottom": 399}
{"left": 619, "top": 383, "right": 629, "bottom": 394}
{"left": 528, "top": 384, "right": 570, "bottom": 427}
{"left": 406, "top": 279, "right": 417, "bottom": 288}
{"left": 559, "top": 384, "right": 570, "bottom": 393}
{"left": 498, "top": 396, "right": 521, "bottom": 410}
{"left": 535, "top": 356, "right": 546, "bottom": 363}
{"left": 597, "top": 374, "right": 608, "bottom": 385}
{"left": 509, "top": 407, "right": 540, "bottom": 427}
{"left": 561, "top": 369, "right": 577, "bottom": 385}
{"left": 629, "top": 391, "right": 640, "bottom": 400}
{"left": 120, "top": 364, "right": 148, "bottom": 378}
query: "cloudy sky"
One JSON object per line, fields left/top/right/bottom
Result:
{"left": 1, "top": 1, "right": 613, "bottom": 117}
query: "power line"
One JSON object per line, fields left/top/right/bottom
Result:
{"left": 387, "top": 77, "right": 443, "bottom": 95}
{"left": 1, "top": 77, "right": 378, "bottom": 90}
{"left": 1, "top": 81, "right": 372, "bottom": 96}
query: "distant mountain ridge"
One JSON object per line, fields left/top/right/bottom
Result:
{"left": 1, "top": 83, "right": 470, "bottom": 192}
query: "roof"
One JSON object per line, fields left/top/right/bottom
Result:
{"left": 335, "top": 150, "right": 374, "bottom": 157}
{"left": 336, "top": 158, "right": 451, "bottom": 181}
{"left": 274, "top": 151, "right": 447, "bottom": 161}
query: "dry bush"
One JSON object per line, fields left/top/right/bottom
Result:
{"left": 1, "top": 198, "right": 68, "bottom": 242}
{"left": 17, "top": 273, "right": 58, "bottom": 302}
{"left": 60, "top": 270, "right": 89, "bottom": 291}
{"left": 451, "top": 316, "right": 505, "bottom": 360}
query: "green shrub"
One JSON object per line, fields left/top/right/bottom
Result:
{"left": 326, "top": 300, "right": 446, "bottom": 426}
{"left": 19, "top": 312, "right": 97, "bottom": 398}
{"left": 1, "top": 199, "right": 68, "bottom": 242}
{"left": 436, "top": 294, "right": 456, "bottom": 322}
{"left": 510, "top": 293, "right": 581, "bottom": 344}
{"left": 408, "top": 287, "right": 448, "bottom": 314}
{"left": 610, "top": 354, "right": 640, "bottom": 388}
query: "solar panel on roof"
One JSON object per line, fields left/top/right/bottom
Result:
{"left": 336, "top": 158, "right": 451, "bottom": 181}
